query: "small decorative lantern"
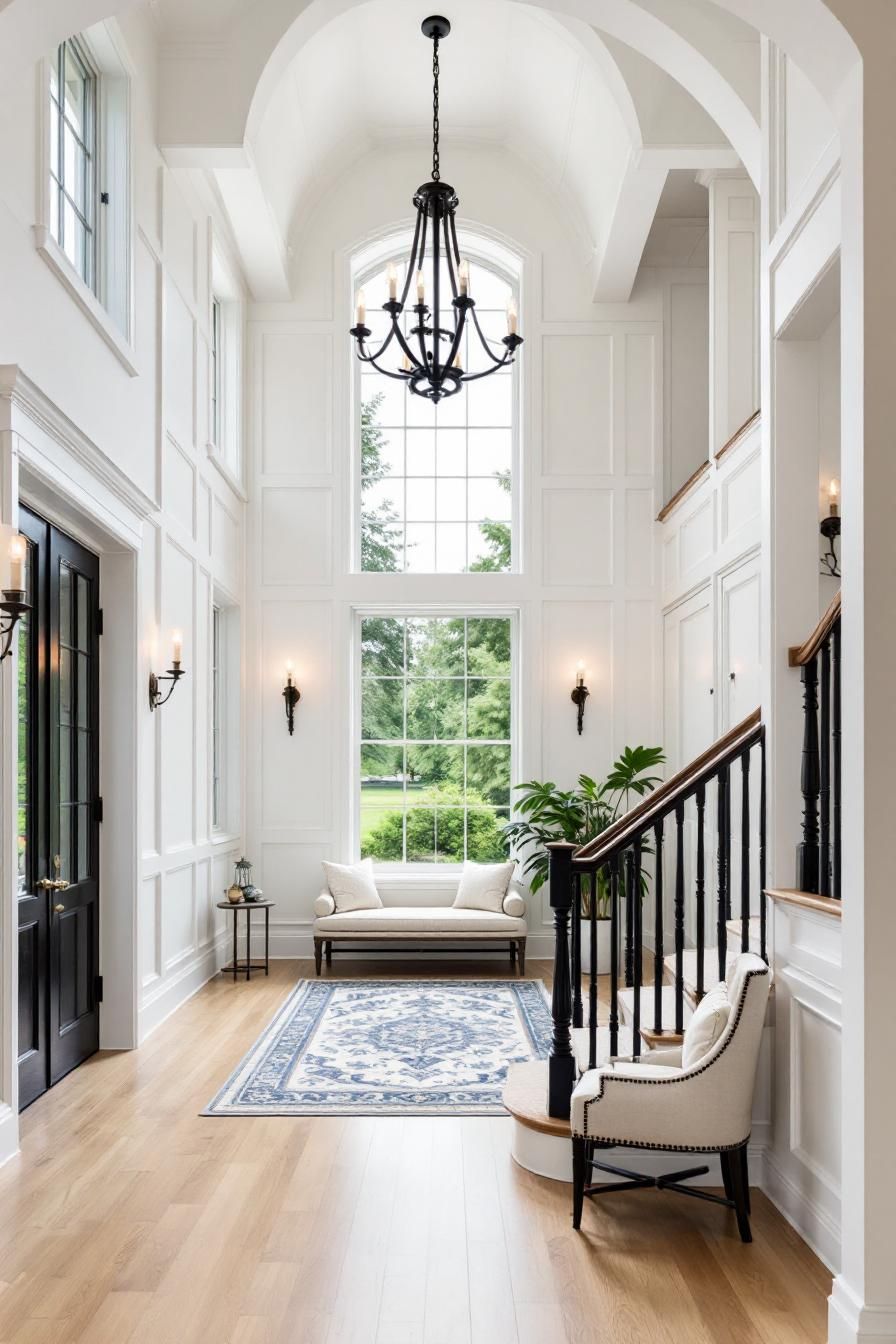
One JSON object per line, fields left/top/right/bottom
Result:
{"left": 234, "top": 856, "right": 253, "bottom": 890}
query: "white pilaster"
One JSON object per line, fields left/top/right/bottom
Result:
{"left": 698, "top": 169, "right": 760, "bottom": 455}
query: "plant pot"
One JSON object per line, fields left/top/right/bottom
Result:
{"left": 579, "top": 917, "right": 615, "bottom": 976}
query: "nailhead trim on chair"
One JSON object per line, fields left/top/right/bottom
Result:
{"left": 574, "top": 966, "right": 769, "bottom": 1142}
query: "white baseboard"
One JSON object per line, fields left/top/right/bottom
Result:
{"left": 828, "top": 1275, "right": 896, "bottom": 1344}
{"left": 0, "top": 1103, "right": 18, "bottom": 1170}
{"left": 137, "top": 932, "right": 227, "bottom": 1042}
{"left": 760, "top": 1147, "right": 841, "bottom": 1273}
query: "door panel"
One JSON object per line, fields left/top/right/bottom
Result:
{"left": 17, "top": 508, "right": 100, "bottom": 1108}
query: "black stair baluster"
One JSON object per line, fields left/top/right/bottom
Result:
{"left": 588, "top": 865, "right": 599, "bottom": 1071}
{"left": 760, "top": 729, "right": 768, "bottom": 962}
{"left": 740, "top": 750, "right": 750, "bottom": 952}
{"left": 819, "top": 638, "right": 832, "bottom": 898}
{"left": 695, "top": 784, "right": 706, "bottom": 1000}
{"left": 717, "top": 764, "right": 729, "bottom": 983}
{"left": 609, "top": 856, "right": 620, "bottom": 1058}
{"left": 547, "top": 842, "right": 576, "bottom": 1119}
{"left": 674, "top": 802, "right": 685, "bottom": 1035}
{"left": 653, "top": 820, "right": 664, "bottom": 1036}
{"left": 797, "top": 655, "right": 820, "bottom": 892}
{"left": 631, "top": 842, "right": 643, "bottom": 1058}
{"left": 624, "top": 850, "right": 635, "bottom": 988}
{"left": 832, "top": 620, "right": 842, "bottom": 901}
{"left": 572, "top": 869, "right": 583, "bottom": 1029}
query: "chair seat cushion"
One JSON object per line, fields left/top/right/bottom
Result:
{"left": 313, "top": 906, "right": 527, "bottom": 935}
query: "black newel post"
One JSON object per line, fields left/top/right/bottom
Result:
{"left": 797, "top": 656, "right": 820, "bottom": 891}
{"left": 547, "top": 842, "right": 577, "bottom": 1120}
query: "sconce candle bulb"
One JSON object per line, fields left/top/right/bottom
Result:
{"left": 571, "top": 661, "right": 590, "bottom": 735}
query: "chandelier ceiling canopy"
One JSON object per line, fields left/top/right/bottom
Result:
{"left": 349, "top": 15, "right": 523, "bottom": 403}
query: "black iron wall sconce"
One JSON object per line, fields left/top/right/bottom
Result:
{"left": 0, "top": 534, "right": 30, "bottom": 661}
{"left": 820, "top": 477, "right": 841, "bottom": 579}
{"left": 149, "top": 631, "right": 187, "bottom": 710}
{"left": 283, "top": 662, "right": 301, "bottom": 735}
{"left": 571, "top": 661, "right": 589, "bottom": 736}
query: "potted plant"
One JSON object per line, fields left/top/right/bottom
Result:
{"left": 502, "top": 746, "right": 665, "bottom": 971}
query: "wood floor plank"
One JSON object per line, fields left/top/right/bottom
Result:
{"left": 0, "top": 960, "right": 831, "bottom": 1344}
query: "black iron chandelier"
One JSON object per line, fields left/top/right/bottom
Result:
{"left": 349, "top": 15, "right": 523, "bottom": 403}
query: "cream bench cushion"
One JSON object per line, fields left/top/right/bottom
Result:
{"left": 313, "top": 904, "right": 526, "bottom": 935}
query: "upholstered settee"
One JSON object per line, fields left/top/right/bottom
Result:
{"left": 312, "top": 879, "right": 528, "bottom": 974}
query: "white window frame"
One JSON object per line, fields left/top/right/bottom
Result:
{"left": 352, "top": 605, "right": 519, "bottom": 874}
{"left": 350, "top": 233, "right": 522, "bottom": 576}
{"left": 207, "top": 245, "right": 245, "bottom": 492}
{"left": 35, "top": 20, "right": 136, "bottom": 373}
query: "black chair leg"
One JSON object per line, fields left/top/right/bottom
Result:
{"left": 325, "top": 940, "right": 333, "bottom": 965}
{"left": 518, "top": 938, "right": 526, "bottom": 976}
{"left": 740, "top": 1143, "right": 751, "bottom": 1215}
{"left": 572, "top": 1137, "right": 587, "bottom": 1230}
{"left": 510, "top": 940, "right": 517, "bottom": 969}
{"left": 720, "top": 1150, "right": 734, "bottom": 1203}
{"left": 728, "top": 1143, "right": 752, "bottom": 1243}
{"left": 314, "top": 938, "right": 323, "bottom": 975}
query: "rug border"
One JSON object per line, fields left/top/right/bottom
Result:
{"left": 201, "top": 977, "right": 552, "bottom": 1119}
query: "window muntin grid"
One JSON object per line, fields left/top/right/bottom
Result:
{"left": 49, "top": 38, "right": 97, "bottom": 290}
{"left": 358, "top": 256, "right": 516, "bottom": 574}
{"left": 359, "top": 615, "right": 513, "bottom": 864}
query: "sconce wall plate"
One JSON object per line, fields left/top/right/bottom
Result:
{"left": 283, "top": 681, "right": 302, "bottom": 735}
{"left": 149, "top": 661, "right": 186, "bottom": 710}
{"left": 571, "top": 683, "right": 589, "bottom": 735}
{"left": 0, "top": 589, "right": 30, "bottom": 661}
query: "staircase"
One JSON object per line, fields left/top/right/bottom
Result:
{"left": 546, "top": 710, "right": 767, "bottom": 1118}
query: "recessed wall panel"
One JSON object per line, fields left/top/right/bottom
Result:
{"left": 261, "top": 842, "right": 334, "bottom": 922}
{"left": 261, "top": 600, "right": 332, "bottom": 830}
{"left": 543, "top": 335, "right": 612, "bottom": 475}
{"left": 163, "top": 436, "right": 195, "bottom": 538}
{"left": 163, "top": 864, "right": 195, "bottom": 970}
{"left": 164, "top": 278, "right": 194, "bottom": 452}
{"left": 261, "top": 487, "right": 333, "bottom": 586}
{"left": 262, "top": 332, "right": 333, "bottom": 475}
{"left": 543, "top": 489, "right": 613, "bottom": 586}
{"left": 161, "top": 539, "right": 194, "bottom": 851}
{"left": 541, "top": 600, "right": 614, "bottom": 784}
{"left": 623, "top": 333, "right": 657, "bottom": 476}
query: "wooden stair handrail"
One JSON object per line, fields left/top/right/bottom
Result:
{"left": 575, "top": 709, "right": 762, "bottom": 864}
{"left": 788, "top": 591, "right": 841, "bottom": 667}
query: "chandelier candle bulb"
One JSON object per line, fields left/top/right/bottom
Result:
{"left": 507, "top": 296, "right": 518, "bottom": 335}
{"left": 458, "top": 258, "right": 469, "bottom": 295}
{"left": 416, "top": 269, "right": 425, "bottom": 304}
{"left": 386, "top": 262, "right": 398, "bottom": 300}
{"left": 8, "top": 535, "right": 25, "bottom": 592}
{"left": 355, "top": 289, "right": 366, "bottom": 327}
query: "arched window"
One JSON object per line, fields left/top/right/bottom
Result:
{"left": 354, "top": 238, "right": 519, "bottom": 574}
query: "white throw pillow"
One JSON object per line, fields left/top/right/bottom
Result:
{"left": 682, "top": 983, "right": 731, "bottom": 1068}
{"left": 321, "top": 859, "right": 382, "bottom": 913}
{"left": 453, "top": 860, "right": 516, "bottom": 914}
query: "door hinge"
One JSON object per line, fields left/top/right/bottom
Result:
{"left": 95, "top": 974, "right": 103, "bottom": 1003}
{"left": 96, "top": 796, "right": 103, "bottom": 823}
{"left": 98, "top": 608, "right": 104, "bottom": 636}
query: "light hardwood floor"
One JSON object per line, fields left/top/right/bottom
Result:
{"left": 0, "top": 959, "right": 831, "bottom": 1344}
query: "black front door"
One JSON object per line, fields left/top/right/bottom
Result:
{"left": 17, "top": 508, "right": 100, "bottom": 1109}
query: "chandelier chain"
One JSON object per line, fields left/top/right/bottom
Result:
{"left": 432, "top": 35, "right": 440, "bottom": 181}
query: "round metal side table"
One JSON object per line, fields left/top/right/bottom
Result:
{"left": 217, "top": 900, "right": 275, "bottom": 981}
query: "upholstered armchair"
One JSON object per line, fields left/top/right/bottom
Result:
{"left": 570, "top": 952, "right": 771, "bottom": 1242}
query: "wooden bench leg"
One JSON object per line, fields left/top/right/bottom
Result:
{"left": 325, "top": 940, "right": 333, "bottom": 965}
{"left": 314, "top": 938, "right": 323, "bottom": 976}
{"left": 518, "top": 938, "right": 526, "bottom": 976}
{"left": 510, "top": 941, "right": 517, "bottom": 969}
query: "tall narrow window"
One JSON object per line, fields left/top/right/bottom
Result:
{"left": 211, "top": 297, "right": 222, "bottom": 448}
{"left": 359, "top": 615, "right": 513, "bottom": 865}
{"left": 50, "top": 39, "right": 97, "bottom": 290}
{"left": 212, "top": 605, "right": 223, "bottom": 831}
{"left": 358, "top": 254, "right": 516, "bottom": 574}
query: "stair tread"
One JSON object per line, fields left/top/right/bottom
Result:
{"left": 618, "top": 984, "right": 695, "bottom": 1033}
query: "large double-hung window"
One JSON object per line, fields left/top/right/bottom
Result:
{"left": 360, "top": 615, "right": 513, "bottom": 866}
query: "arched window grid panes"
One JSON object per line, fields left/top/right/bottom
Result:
{"left": 354, "top": 243, "right": 520, "bottom": 575}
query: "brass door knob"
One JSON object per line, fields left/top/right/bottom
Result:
{"left": 36, "top": 878, "right": 70, "bottom": 892}
{"left": 54, "top": 903, "right": 65, "bottom": 913}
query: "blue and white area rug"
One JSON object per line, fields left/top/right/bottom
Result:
{"left": 204, "top": 979, "right": 553, "bottom": 1116}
